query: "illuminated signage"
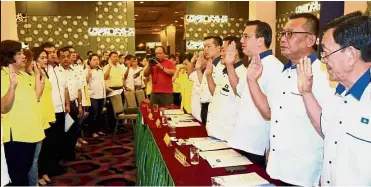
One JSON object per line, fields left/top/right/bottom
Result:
{"left": 88, "top": 27, "right": 135, "bottom": 36}
{"left": 146, "top": 42, "right": 161, "bottom": 48}
{"left": 186, "top": 41, "right": 204, "bottom": 50}
{"left": 186, "top": 15, "right": 228, "bottom": 23}
{"left": 295, "top": 1, "right": 321, "bottom": 13}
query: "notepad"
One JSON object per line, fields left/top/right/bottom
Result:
{"left": 211, "top": 173, "right": 269, "bottom": 186}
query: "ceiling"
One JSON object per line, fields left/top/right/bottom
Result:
{"left": 134, "top": 1, "right": 185, "bottom": 35}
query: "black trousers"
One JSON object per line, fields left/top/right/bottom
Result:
{"left": 88, "top": 98, "right": 105, "bottom": 135}
{"left": 64, "top": 101, "right": 79, "bottom": 161}
{"left": 4, "top": 140, "right": 36, "bottom": 186}
{"left": 200, "top": 102, "right": 209, "bottom": 124}
{"left": 38, "top": 112, "right": 66, "bottom": 177}
{"left": 173, "top": 92, "right": 181, "bottom": 106}
{"left": 238, "top": 150, "right": 266, "bottom": 168}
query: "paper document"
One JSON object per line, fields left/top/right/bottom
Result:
{"left": 164, "top": 109, "right": 184, "bottom": 115}
{"left": 207, "top": 154, "right": 252, "bottom": 168}
{"left": 211, "top": 173, "right": 269, "bottom": 186}
{"left": 200, "top": 149, "right": 242, "bottom": 159}
{"left": 106, "top": 89, "right": 123, "bottom": 97}
{"left": 193, "top": 141, "right": 230, "bottom": 151}
{"left": 65, "top": 113, "right": 74, "bottom": 132}
{"left": 187, "top": 137, "right": 221, "bottom": 145}
{"left": 173, "top": 121, "right": 201, "bottom": 128}
{"left": 169, "top": 114, "right": 194, "bottom": 121}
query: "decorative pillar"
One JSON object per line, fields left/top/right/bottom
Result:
{"left": 166, "top": 25, "right": 176, "bottom": 55}
{"left": 344, "top": 1, "right": 367, "bottom": 14}
{"left": 1, "top": 1, "right": 18, "bottom": 41}
{"left": 160, "top": 30, "right": 167, "bottom": 53}
{"left": 249, "top": 1, "right": 276, "bottom": 54}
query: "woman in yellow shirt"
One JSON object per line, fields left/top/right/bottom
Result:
{"left": 1, "top": 40, "right": 45, "bottom": 186}
{"left": 31, "top": 47, "right": 57, "bottom": 185}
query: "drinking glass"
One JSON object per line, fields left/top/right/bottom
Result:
{"left": 153, "top": 104, "right": 159, "bottom": 112}
{"left": 169, "top": 124, "right": 176, "bottom": 140}
{"left": 190, "top": 147, "right": 199, "bottom": 165}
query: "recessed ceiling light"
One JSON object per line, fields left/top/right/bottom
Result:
{"left": 140, "top": 1, "right": 144, "bottom": 3}
{"left": 175, "top": 12, "right": 178, "bottom": 13}
{"left": 180, "top": 25, "right": 183, "bottom": 27}
{"left": 135, "top": 14, "right": 138, "bottom": 17}
{"left": 180, "top": 17, "right": 184, "bottom": 19}
{"left": 160, "top": 24, "right": 164, "bottom": 26}
{"left": 175, "top": 20, "right": 178, "bottom": 23}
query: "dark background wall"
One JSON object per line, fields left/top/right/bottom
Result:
{"left": 16, "top": 1, "right": 135, "bottom": 58}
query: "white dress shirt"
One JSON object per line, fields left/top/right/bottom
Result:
{"left": 206, "top": 61, "right": 246, "bottom": 141}
{"left": 189, "top": 71, "right": 202, "bottom": 122}
{"left": 126, "top": 67, "right": 143, "bottom": 91}
{"left": 88, "top": 68, "right": 106, "bottom": 99}
{"left": 228, "top": 50, "right": 283, "bottom": 156}
{"left": 47, "top": 65, "right": 68, "bottom": 113}
{"left": 63, "top": 67, "right": 83, "bottom": 102}
{"left": 266, "top": 52, "right": 334, "bottom": 186}
{"left": 320, "top": 68, "right": 371, "bottom": 186}
{"left": 200, "top": 57, "right": 224, "bottom": 103}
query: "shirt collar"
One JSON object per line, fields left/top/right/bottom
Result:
{"left": 282, "top": 52, "right": 317, "bottom": 72}
{"left": 212, "top": 56, "right": 221, "bottom": 67}
{"left": 259, "top": 49, "right": 273, "bottom": 59}
{"left": 222, "top": 61, "right": 243, "bottom": 75}
{"left": 335, "top": 68, "right": 371, "bottom": 101}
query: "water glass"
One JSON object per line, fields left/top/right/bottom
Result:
{"left": 169, "top": 124, "right": 176, "bottom": 140}
{"left": 160, "top": 108, "right": 165, "bottom": 116}
{"left": 190, "top": 147, "right": 199, "bottom": 165}
{"left": 153, "top": 104, "right": 159, "bottom": 112}
{"left": 147, "top": 106, "right": 152, "bottom": 113}
{"left": 162, "top": 116, "right": 168, "bottom": 126}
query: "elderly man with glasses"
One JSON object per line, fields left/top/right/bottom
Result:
{"left": 298, "top": 12, "right": 371, "bottom": 185}
{"left": 247, "top": 13, "right": 334, "bottom": 186}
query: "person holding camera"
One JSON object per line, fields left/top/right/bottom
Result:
{"left": 143, "top": 46, "right": 175, "bottom": 106}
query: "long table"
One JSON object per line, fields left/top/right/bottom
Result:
{"left": 135, "top": 104, "right": 282, "bottom": 186}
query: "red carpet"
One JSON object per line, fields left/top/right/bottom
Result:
{"left": 51, "top": 129, "right": 136, "bottom": 186}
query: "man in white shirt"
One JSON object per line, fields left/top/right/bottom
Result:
{"left": 41, "top": 42, "right": 71, "bottom": 177}
{"left": 226, "top": 21, "right": 283, "bottom": 168}
{"left": 196, "top": 36, "right": 223, "bottom": 124}
{"left": 298, "top": 12, "right": 371, "bottom": 185}
{"left": 58, "top": 47, "right": 83, "bottom": 161}
{"left": 119, "top": 54, "right": 127, "bottom": 75}
{"left": 247, "top": 13, "right": 333, "bottom": 186}
{"left": 205, "top": 36, "right": 246, "bottom": 141}
{"left": 124, "top": 55, "right": 144, "bottom": 91}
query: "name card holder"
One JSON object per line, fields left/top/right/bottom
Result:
{"left": 175, "top": 148, "right": 190, "bottom": 167}
{"left": 164, "top": 133, "right": 172, "bottom": 147}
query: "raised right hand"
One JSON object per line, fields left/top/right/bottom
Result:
{"left": 246, "top": 54, "right": 263, "bottom": 81}
{"left": 8, "top": 64, "right": 18, "bottom": 89}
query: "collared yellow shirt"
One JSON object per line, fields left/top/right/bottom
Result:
{"left": 39, "top": 77, "right": 56, "bottom": 129}
{"left": 179, "top": 72, "right": 193, "bottom": 114}
{"left": 1, "top": 68, "right": 45, "bottom": 143}
{"left": 103, "top": 63, "right": 124, "bottom": 88}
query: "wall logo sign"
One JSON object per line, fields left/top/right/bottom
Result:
{"left": 146, "top": 42, "right": 161, "bottom": 48}
{"left": 186, "top": 41, "right": 204, "bottom": 50}
{"left": 186, "top": 15, "right": 228, "bottom": 23}
{"left": 88, "top": 27, "right": 135, "bottom": 36}
{"left": 16, "top": 13, "right": 27, "bottom": 22}
{"left": 295, "top": 1, "right": 321, "bottom": 13}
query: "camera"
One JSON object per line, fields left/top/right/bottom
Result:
{"left": 146, "top": 53, "right": 159, "bottom": 66}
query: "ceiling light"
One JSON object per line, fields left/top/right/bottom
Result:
{"left": 175, "top": 12, "right": 178, "bottom": 13}
{"left": 135, "top": 14, "right": 138, "bottom": 17}
{"left": 160, "top": 24, "right": 164, "bottom": 26}
{"left": 175, "top": 20, "right": 178, "bottom": 23}
{"left": 180, "top": 25, "right": 183, "bottom": 27}
{"left": 180, "top": 17, "right": 183, "bottom": 19}
{"left": 140, "top": 1, "right": 144, "bottom": 3}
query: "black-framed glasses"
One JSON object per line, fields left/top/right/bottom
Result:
{"left": 278, "top": 31, "right": 312, "bottom": 39}
{"left": 320, "top": 46, "right": 349, "bottom": 63}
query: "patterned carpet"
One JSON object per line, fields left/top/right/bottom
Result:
{"left": 51, "top": 128, "right": 136, "bottom": 186}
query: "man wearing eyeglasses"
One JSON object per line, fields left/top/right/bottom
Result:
{"left": 226, "top": 20, "right": 283, "bottom": 168}
{"left": 247, "top": 13, "right": 333, "bottom": 186}
{"left": 298, "top": 12, "right": 371, "bottom": 185}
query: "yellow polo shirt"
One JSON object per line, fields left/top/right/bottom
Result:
{"left": 39, "top": 77, "right": 56, "bottom": 129}
{"left": 1, "top": 68, "right": 45, "bottom": 143}
{"left": 103, "top": 63, "right": 124, "bottom": 88}
{"left": 179, "top": 73, "right": 193, "bottom": 114}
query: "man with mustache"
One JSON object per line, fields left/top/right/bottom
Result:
{"left": 247, "top": 13, "right": 333, "bottom": 186}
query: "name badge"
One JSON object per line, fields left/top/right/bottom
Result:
{"left": 361, "top": 117, "right": 369, "bottom": 125}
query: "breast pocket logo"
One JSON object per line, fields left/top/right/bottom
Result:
{"left": 361, "top": 117, "right": 369, "bottom": 125}
{"left": 220, "top": 84, "right": 230, "bottom": 96}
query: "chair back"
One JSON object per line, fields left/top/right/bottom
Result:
{"left": 135, "top": 89, "right": 146, "bottom": 105}
{"left": 109, "top": 94, "right": 124, "bottom": 115}
{"left": 125, "top": 91, "right": 137, "bottom": 108}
